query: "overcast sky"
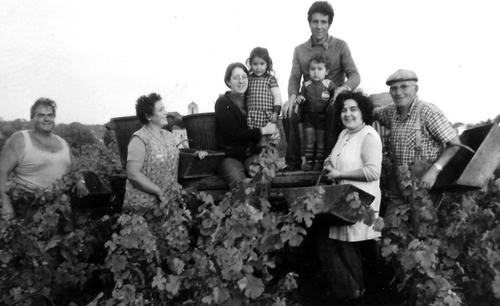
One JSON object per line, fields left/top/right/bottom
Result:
{"left": 1, "top": 0, "right": 499, "bottom": 124}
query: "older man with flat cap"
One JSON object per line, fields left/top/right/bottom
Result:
{"left": 373, "top": 69, "right": 461, "bottom": 226}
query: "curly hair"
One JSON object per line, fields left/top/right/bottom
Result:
{"left": 30, "top": 97, "right": 57, "bottom": 119}
{"left": 308, "top": 53, "right": 329, "bottom": 69}
{"left": 224, "top": 62, "right": 249, "bottom": 88}
{"left": 135, "top": 93, "right": 162, "bottom": 124}
{"left": 246, "top": 47, "right": 274, "bottom": 76}
{"left": 308, "top": 1, "right": 334, "bottom": 25}
{"left": 334, "top": 91, "right": 374, "bottom": 126}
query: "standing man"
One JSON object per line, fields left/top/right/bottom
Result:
{"left": 282, "top": 1, "right": 360, "bottom": 171}
{"left": 374, "top": 69, "right": 461, "bottom": 225}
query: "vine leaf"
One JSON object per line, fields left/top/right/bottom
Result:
{"left": 492, "top": 275, "right": 500, "bottom": 299}
{"left": 237, "top": 275, "right": 265, "bottom": 299}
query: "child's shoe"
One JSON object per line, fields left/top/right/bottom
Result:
{"left": 301, "top": 160, "right": 313, "bottom": 171}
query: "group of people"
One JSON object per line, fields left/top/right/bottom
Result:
{"left": 211, "top": 1, "right": 461, "bottom": 304}
{"left": 0, "top": 1, "right": 462, "bottom": 305}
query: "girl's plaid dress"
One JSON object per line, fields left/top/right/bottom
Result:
{"left": 246, "top": 74, "right": 279, "bottom": 128}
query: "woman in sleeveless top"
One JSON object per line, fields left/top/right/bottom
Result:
{"left": 0, "top": 98, "right": 88, "bottom": 220}
{"left": 318, "top": 91, "right": 383, "bottom": 303}
{"left": 122, "top": 93, "right": 180, "bottom": 211}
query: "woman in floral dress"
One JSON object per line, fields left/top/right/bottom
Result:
{"left": 122, "top": 93, "right": 181, "bottom": 210}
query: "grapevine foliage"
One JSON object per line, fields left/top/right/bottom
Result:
{"left": 1, "top": 125, "right": 498, "bottom": 305}
{"left": 380, "top": 158, "right": 500, "bottom": 305}
{"left": 102, "top": 144, "right": 377, "bottom": 305}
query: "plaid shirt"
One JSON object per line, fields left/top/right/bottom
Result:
{"left": 247, "top": 74, "right": 279, "bottom": 128}
{"left": 375, "top": 98, "right": 457, "bottom": 166}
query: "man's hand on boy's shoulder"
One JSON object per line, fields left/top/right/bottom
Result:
{"left": 295, "top": 95, "right": 306, "bottom": 105}
{"left": 332, "top": 85, "right": 351, "bottom": 102}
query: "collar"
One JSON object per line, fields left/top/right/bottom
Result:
{"left": 307, "top": 35, "right": 332, "bottom": 50}
{"left": 346, "top": 123, "right": 366, "bottom": 134}
{"left": 396, "top": 97, "right": 419, "bottom": 121}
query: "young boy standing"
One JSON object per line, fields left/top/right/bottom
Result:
{"left": 296, "top": 53, "right": 336, "bottom": 170}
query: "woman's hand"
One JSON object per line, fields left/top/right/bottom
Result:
{"left": 154, "top": 188, "right": 166, "bottom": 204}
{"left": 260, "top": 122, "right": 278, "bottom": 135}
{"left": 196, "top": 150, "right": 208, "bottom": 160}
{"left": 324, "top": 163, "right": 341, "bottom": 181}
{"left": 74, "top": 180, "right": 89, "bottom": 198}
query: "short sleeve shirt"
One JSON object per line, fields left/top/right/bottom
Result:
{"left": 376, "top": 99, "right": 457, "bottom": 166}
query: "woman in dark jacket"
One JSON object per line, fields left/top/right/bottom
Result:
{"left": 215, "top": 62, "right": 277, "bottom": 187}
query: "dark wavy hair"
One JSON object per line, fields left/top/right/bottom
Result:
{"left": 334, "top": 91, "right": 374, "bottom": 126}
{"left": 308, "top": 1, "right": 334, "bottom": 25}
{"left": 308, "top": 53, "right": 329, "bottom": 69}
{"left": 224, "top": 62, "right": 249, "bottom": 88}
{"left": 135, "top": 93, "right": 162, "bottom": 124}
{"left": 246, "top": 47, "right": 274, "bottom": 76}
{"left": 30, "top": 97, "right": 57, "bottom": 119}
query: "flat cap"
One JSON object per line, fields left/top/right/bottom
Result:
{"left": 386, "top": 69, "right": 418, "bottom": 85}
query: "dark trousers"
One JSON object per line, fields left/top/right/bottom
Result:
{"left": 298, "top": 222, "right": 382, "bottom": 305}
{"left": 283, "top": 110, "right": 302, "bottom": 169}
{"left": 217, "top": 156, "right": 258, "bottom": 187}
{"left": 303, "top": 125, "right": 326, "bottom": 162}
{"left": 284, "top": 103, "right": 342, "bottom": 168}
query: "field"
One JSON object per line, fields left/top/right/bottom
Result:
{"left": 0, "top": 120, "right": 499, "bottom": 305}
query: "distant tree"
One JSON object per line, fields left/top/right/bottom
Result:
{"left": 166, "top": 112, "right": 184, "bottom": 129}
{"left": 0, "top": 119, "right": 30, "bottom": 149}
{"left": 54, "top": 122, "right": 98, "bottom": 149}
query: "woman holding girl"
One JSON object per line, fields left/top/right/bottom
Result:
{"left": 215, "top": 62, "right": 278, "bottom": 187}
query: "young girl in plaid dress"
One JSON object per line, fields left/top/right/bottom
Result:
{"left": 246, "top": 47, "right": 282, "bottom": 147}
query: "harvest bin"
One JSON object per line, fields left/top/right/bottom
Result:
{"left": 108, "top": 116, "right": 142, "bottom": 168}
{"left": 182, "top": 112, "right": 217, "bottom": 150}
{"left": 178, "top": 149, "right": 225, "bottom": 179}
{"left": 270, "top": 184, "right": 375, "bottom": 226}
{"left": 433, "top": 123, "right": 500, "bottom": 191}
{"left": 72, "top": 171, "right": 113, "bottom": 216}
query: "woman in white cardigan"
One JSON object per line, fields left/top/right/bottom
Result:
{"left": 320, "top": 91, "right": 383, "bottom": 304}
